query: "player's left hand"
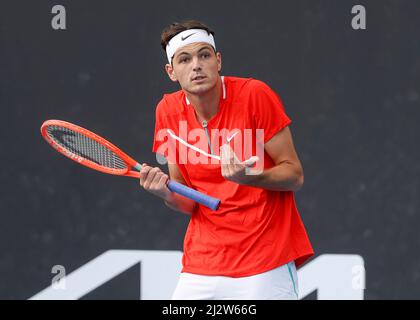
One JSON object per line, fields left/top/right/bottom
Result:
{"left": 220, "top": 144, "right": 259, "bottom": 185}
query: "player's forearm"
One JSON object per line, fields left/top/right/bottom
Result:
{"left": 164, "top": 192, "right": 196, "bottom": 215}
{"left": 246, "top": 161, "right": 304, "bottom": 192}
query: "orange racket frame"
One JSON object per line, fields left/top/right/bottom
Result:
{"left": 40, "top": 119, "right": 221, "bottom": 211}
{"left": 41, "top": 120, "right": 141, "bottom": 178}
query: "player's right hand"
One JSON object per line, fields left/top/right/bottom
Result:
{"left": 139, "top": 163, "right": 172, "bottom": 200}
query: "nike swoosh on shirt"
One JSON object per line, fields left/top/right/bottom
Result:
{"left": 181, "top": 32, "right": 196, "bottom": 41}
{"left": 226, "top": 132, "right": 238, "bottom": 144}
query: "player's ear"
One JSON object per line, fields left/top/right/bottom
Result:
{"left": 165, "top": 63, "right": 178, "bottom": 82}
{"left": 216, "top": 52, "right": 222, "bottom": 72}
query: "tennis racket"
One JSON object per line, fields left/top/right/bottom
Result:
{"left": 40, "top": 119, "right": 220, "bottom": 211}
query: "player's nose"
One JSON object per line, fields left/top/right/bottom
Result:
{"left": 192, "top": 56, "right": 202, "bottom": 71}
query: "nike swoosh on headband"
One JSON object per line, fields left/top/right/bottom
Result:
{"left": 181, "top": 32, "right": 196, "bottom": 41}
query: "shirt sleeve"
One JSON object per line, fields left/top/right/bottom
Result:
{"left": 249, "top": 80, "right": 292, "bottom": 143}
{"left": 151, "top": 98, "right": 177, "bottom": 165}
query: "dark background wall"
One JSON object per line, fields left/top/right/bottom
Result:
{"left": 1, "top": 0, "right": 419, "bottom": 299}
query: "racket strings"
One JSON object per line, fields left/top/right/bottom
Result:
{"left": 46, "top": 126, "right": 127, "bottom": 170}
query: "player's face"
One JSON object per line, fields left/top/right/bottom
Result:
{"left": 166, "top": 42, "right": 222, "bottom": 96}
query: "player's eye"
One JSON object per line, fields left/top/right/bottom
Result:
{"left": 200, "top": 52, "right": 211, "bottom": 59}
{"left": 179, "top": 56, "right": 190, "bottom": 63}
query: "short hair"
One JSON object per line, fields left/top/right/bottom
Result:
{"left": 160, "top": 19, "right": 215, "bottom": 51}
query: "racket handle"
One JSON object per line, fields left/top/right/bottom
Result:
{"left": 167, "top": 180, "right": 220, "bottom": 211}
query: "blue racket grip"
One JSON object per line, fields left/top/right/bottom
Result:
{"left": 167, "top": 180, "right": 220, "bottom": 211}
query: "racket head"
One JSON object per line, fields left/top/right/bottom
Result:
{"left": 40, "top": 120, "right": 138, "bottom": 176}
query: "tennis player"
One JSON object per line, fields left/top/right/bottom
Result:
{"left": 140, "top": 20, "right": 314, "bottom": 300}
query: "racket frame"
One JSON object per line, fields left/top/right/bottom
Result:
{"left": 41, "top": 119, "right": 221, "bottom": 211}
{"left": 41, "top": 119, "right": 139, "bottom": 177}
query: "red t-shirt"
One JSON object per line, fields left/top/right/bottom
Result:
{"left": 152, "top": 76, "right": 314, "bottom": 277}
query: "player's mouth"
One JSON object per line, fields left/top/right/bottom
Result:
{"left": 191, "top": 75, "right": 207, "bottom": 83}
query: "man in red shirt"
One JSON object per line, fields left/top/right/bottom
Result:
{"left": 140, "top": 20, "right": 314, "bottom": 299}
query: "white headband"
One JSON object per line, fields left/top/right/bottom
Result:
{"left": 166, "top": 28, "right": 216, "bottom": 64}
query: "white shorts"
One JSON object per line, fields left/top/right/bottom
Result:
{"left": 171, "top": 261, "right": 299, "bottom": 300}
